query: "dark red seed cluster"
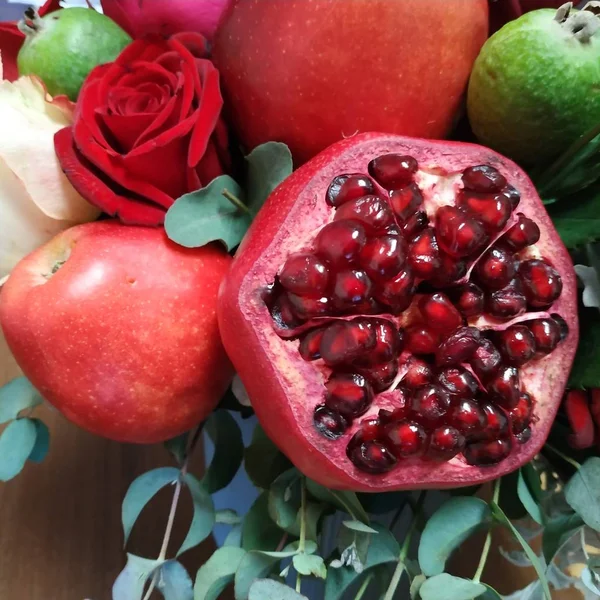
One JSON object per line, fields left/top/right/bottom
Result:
{"left": 266, "top": 157, "right": 569, "bottom": 475}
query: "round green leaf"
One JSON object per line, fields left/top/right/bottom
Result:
{"left": 420, "top": 574, "right": 486, "bottom": 600}
{"left": 224, "top": 524, "right": 243, "bottom": 548}
{"left": 0, "top": 418, "right": 38, "bottom": 481}
{"left": 177, "top": 474, "right": 215, "bottom": 556}
{"left": 234, "top": 551, "right": 279, "bottom": 600}
{"left": 164, "top": 432, "right": 189, "bottom": 465}
{"left": 342, "top": 520, "right": 378, "bottom": 535}
{"left": 0, "top": 377, "right": 43, "bottom": 424}
{"left": 215, "top": 509, "right": 241, "bottom": 525}
{"left": 268, "top": 468, "right": 302, "bottom": 533}
{"left": 157, "top": 561, "right": 193, "bottom": 600}
{"left": 28, "top": 419, "right": 50, "bottom": 463}
{"left": 112, "top": 554, "right": 160, "bottom": 600}
{"left": 202, "top": 411, "right": 244, "bottom": 494}
{"left": 305, "top": 479, "right": 369, "bottom": 523}
{"left": 517, "top": 469, "right": 544, "bottom": 525}
{"left": 481, "top": 584, "right": 504, "bottom": 600}
{"left": 565, "top": 457, "right": 600, "bottom": 531}
{"left": 498, "top": 470, "right": 528, "bottom": 520}
{"left": 248, "top": 579, "right": 307, "bottom": 600}
{"left": 418, "top": 497, "right": 492, "bottom": 577}
{"left": 542, "top": 512, "right": 584, "bottom": 564}
{"left": 244, "top": 425, "right": 292, "bottom": 489}
{"left": 293, "top": 554, "right": 327, "bottom": 579}
{"left": 194, "top": 546, "right": 246, "bottom": 600}
{"left": 242, "top": 492, "right": 282, "bottom": 552}
{"left": 121, "top": 467, "right": 180, "bottom": 545}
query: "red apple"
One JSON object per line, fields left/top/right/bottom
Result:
{"left": 0, "top": 221, "right": 234, "bottom": 443}
{"left": 213, "top": 0, "right": 489, "bottom": 163}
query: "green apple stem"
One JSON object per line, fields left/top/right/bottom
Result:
{"left": 17, "top": 8, "right": 43, "bottom": 36}
{"left": 222, "top": 189, "right": 251, "bottom": 215}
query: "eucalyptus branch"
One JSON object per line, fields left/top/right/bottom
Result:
{"left": 544, "top": 443, "right": 582, "bottom": 470}
{"left": 295, "top": 477, "right": 307, "bottom": 593}
{"left": 473, "top": 478, "right": 501, "bottom": 583}
{"left": 222, "top": 189, "right": 251, "bottom": 214}
{"left": 354, "top": 572, "right": 374, "bottom": 600}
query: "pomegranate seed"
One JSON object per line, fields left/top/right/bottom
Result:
{"left": 436, "top": 205, "right": 488, "bottom": 258}
{"left": 355, "top": 319, "right": 403, "bottom": 365}
{"left": 419, "top": 292, "right": 463, "bottom": 332}
{"left": 332, "top": 269, "right": 373, "bottom": 310}
{"left": 501, "top": 184, "right": 521, "bottom": 209}
{"left": 509, "top": 392, "right": 533, "bottom": 434}
{"left": 334, "top": 195, "right": 395, "bottom": 234}
{"left": 406, "top": 325, "right": 440, "bottom": 355}
{"left": 529, "top": 317, "right": 562, "bottom": 354}
{"left": 374, "top": 267, "right": 415, "bottom": 313}
{"left": 464, "top": 438, "right": 512, "bottom": 465}
{"left": 358, "top": 360, "right": 399, "bottom": 392}
{"left": 313, "top": 405, "right": 349, "bottom": 439}
{"left": 279, "top": 253, "right": 330, "bottom": 296}
{"left": 501, "top": 215, "right": 540, "bottom": 252}
{"left": 449, "top": 399, "right": 487, "bottom": 435}
{"left": 476, "top": 247, "right": 516, "bottom": 290}
{"left": 288, "top": 293, "right": 331, "bottom": 320}
{"left": 411, "top": 384, "right": 451, "bottom": 425}
{"left": 359, "top": 234, "right": 406, "bottom": 280}
{"left": 269, "top": 292, "right": 302, "bottom": 329}
{"left": 487, "top": 365, "right": 520, "bottom": 408}
{"left": 299, "top": 328, "right": 326, "bottom": 361}
{"left": 564, "top": 390, "right": 595, "bottom": 449}
{"left": 462, "top": 165, "right": 507, "bottom": 193}
{"left": 402, "top": 210, "right": 429, "bottom": 238}
{"left": 480, "top": 402, "right": 510, "bottom": 440}
{"left": 326, "top": 174, "right": 375, "bottom": 207}
{"left": 435, "top": 326, "right": 482, "bottom": 366}
{"left": 315, "top": 220, "right": 367, "bottom": 266}
{"left": 378, "top": 389, "right": 410, "bottom": 422}
{"left": 320, "top": 320, "right": 376, "bottom": 366}
{"left": 427, "top": 426, "right": 465, "bottom": 461}
{"left": 389, "top": 183, "right": 424, "bottom": 221}
{"left": 461, "top": 194, "right": 512, "bottom": 233}
{"left": 450, "top": 283, "right": 485, "bottom": 318}
{"left": 347, "top": 440, "right": 397, "bottom": 473}
{"left": 359, "top": 417, "right": 383, "bottom": 440}
{"left": 403, "top": 358, "right": 434, "bottom": 389}
{"left": 431, "top": 254, "right": 468, "bottom": 287}
{"left": 516, "top": 427, "right": 532, "bottom": 444}
{"left": 553, "top": 314, "right": 569, "bottom": 341}
{"left": 325, "top": 372, "right": 373, "bottom": 418}
{"left": 470, "top": 338, "right": 502, "bottom": 380}
{"left": 385, "top": 420, "right": 427, "bottom": 457}
{"left": 518, "top": 259, "right": 563, "bottom": 308}
{"left": 408, "top": 228, "right": 441, "bottom": 279}
{"left": 497, "top": 325, "right": 536, "bottom": 366}
{"left": 486, "top": 280, "right": 527, "bottom": 319}
{"left": 368, "top": 154, "right": 418, "bottom": 189}
{"left": 437, "top": 366, "right": 479, "bottom": 398}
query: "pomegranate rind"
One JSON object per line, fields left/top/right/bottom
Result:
{"left": 218, "top": 133, "right": 578, "bottom": 491}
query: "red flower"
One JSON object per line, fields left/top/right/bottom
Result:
{"left": 0, "top": 0, "right": 61, "bottom": 81}
{"left": 54, "top": 33, "right": 230, "bottom": 226}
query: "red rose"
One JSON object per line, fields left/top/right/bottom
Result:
{"left": 54, "top": 33, "right": 230, "bottom": 226}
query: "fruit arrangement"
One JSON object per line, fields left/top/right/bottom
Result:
{"left": 0, "top": 1, "right": 599, "bottom": 599}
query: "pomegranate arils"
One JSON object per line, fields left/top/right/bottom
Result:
{"left": 385, "top": 421, "right": 427, "bottom": 458}
{"left": 509, "top": 392, "right": 533, "bottom": 435}
{"left": 428, "top": 426, "right": 465, "bottom": 461}
{"left": 501, "top": 184, "right": 521, "bottom": 210}
{"left": 269, "top": 292, "right": 302, "bottom": 329}
{"left": 326, "top": 174, "right": 375, "bottom": 207}
{"left": 406, "top": 326, "right": 440, "bottom": 355}
{"left": 403, "top": 358, "right": 434, "bottom": 389}
{"left": 480, "top": 402, "right": 510, "bottom": 440}
{"left": 462, "top": 164, "right": 507, "bottom": 193}
{"left": 487, "top": 365, "right": 520, "bottom": 409}
{"left": 314, "top": 405, "right": 348, "bottom": 440}
{"left": 518, "top": 259, "right": 563, "bottom": 308}
{"left": 470, "top": 338, "right": 502, "bottom": 380}
{"left": 368, "top": 154, "right": 418, "bottom": 189}
{"left": 408, "top": 228, "right": 441, "bottom": 278}
{"left": 450, "top": 283, "right": 484, "bottom": 317}
{"left": 437, "top": 366, "right": 479, "bottom": 398}
{"left": 486, "top": 280, "right": 527, "bottom": 319}
{"left": 334, "top": 195, "right": 395, "bottom": 234}
{"left": 529, "top": 317, "right": 562, "bottom": 354}
{"left": 465, "top": 438, "right": 512, "bottom": 466}
{"left": 461, "top": 194, "right": 512, "bottom": 233}
{"left": 419, "top": 292, "right": 463, "bottom": 332}
{"left": 436, "top": 205, "right": 487, "bottom": 258}
{"left": 288, "top": 293, "right": 330, "bottom": 320}
{"left": 501, "top": 215, "right": 540, "bottom": 252}
{"left": 332, "top": 269, "right": 373, "bottom": 311}
{"left": 476, "top": 247, "right": 516, "bottom": 290}
{"left": 431, "top": 255, "right": 467, "bottom": 287}
{"left": 359, "top": 234, "right": 406, "bottom": 280}
{"left": 315, "top": 220, "right": 367, "bottom": 267}
{"left": 355, "top": 319, "right": 403, "bottom": 365}
{"left": 325, "top": 372, "right": 373, "bottom": 418}
{"left": 379, "top": 389, "right": 410, "bottom": 422}
{"left": 497, "top": 325, "right": 536, "bottom": 366}
{"left": 374, "top": 268, "right": 415, "bottom": 313}
{"left": 449, "top": 399, "right": 486, "bottom": 435}
{"left": 515, "top": 427, "right": 532, "bottom": 444}
{"left": 320, "top": 320, "right": 376, "bottom": 366}
{"left": 390, "top": 183, "right": 423, "bottom": 222}
{"left": 359, "top": 360, "right": 399, "bottom": 392}
{"left": 299, "top": 328, "right": 325, "bottom": 361}
{"left": 435, "top": 326, "right": 482, "bottom": 367}
{"left": 402, "top": 210, "right": 429, "bottom": 238}
{"left": 279, "top": 253, "right": 329, "bottom": 296}
{"left": 411, "top": 384, "right": 451, "bottom": 425}
{"left": 348, "top": 439, "right": 397, "bottom": 473}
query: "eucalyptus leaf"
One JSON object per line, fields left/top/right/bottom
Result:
{"left": 293, "top": 553, "right": 327, "bottom": 579}
{"left": 28, "top": 418, "right": 49, "bottom": 463}
{"left": 542, "top": 512, "right": 584, "bottom": 564}
{"left": 202, "top": 411, "right": 244, "bottom": 494}
{"left": 418, "top": 497, "right": 492, "bottom": 576}
{"left": 177, "top": 474, "right": 216, "bottom": 556}
{"left": 121, "top": 467, "right": 180, "bottom": 546}
{"left": 410, "top": 574, "right": 426, "bottom": 600}
{"left": 0, "top": 418, "right": 38, "bottom": 481}
{"left": 234, "top": 551, "right": 279, "bottom": 600}
{"left": 550, "top": 183, "right": 600, "bottom": 248}
{"left": 565, "top": 457, "right": 600, "bottom": 531}
{"left": 499, "top": 470, "right": 528, "bottom": 521}
{"left": 259, "top": 540, "right": 318, "bottom": 559}
{"left": 112, "top": 554, "right": 160, "bottom": 600}
{"left": 481, "top": 584, "right": 504, "bottom": 600}
{"left": 342, "top": 520, "right": 379, "bottom": 535}
{"left": 582, "top": 566, "right": 600, "bottom": 596}
{"left": 164, "top": 432, "right": 189, "bottom": 465}
{"left": 165, "top": 175, "right": 250, "bottom": 250}
{"left": 245, "top": 425, "right": 292, "bottom": 489}
{"left": 292, "top": 501, "right": 328, "bottom": 542}
{"left": 306, "top": 479, "right": 369, "bottom": 523}
{"left": 194, "top": 546, "right": 246, "bottom": 600}
{"left": 248, "top": 579, "right": 307, "bottom": 600}
{"left": 522, "top": 462, "right": 545, "bottom": 505}
{"left": 242, "top": 492, "right": 283, "bottom": 552}
{"left": 336, "top": 524, "right": 370, "bottom": 569}
{"left": 0, "top": 377, "right": 42, "bottom": 424}
{"left": 569, "top": 311, "right": 600, "bottom": 388}
{"left": 268, "top": 469, "right": 301, "bottom": 531}
{"left": 245, "top": 142, "right": 293, "bottom": 212}
{"left": 420, "top": 574, "right": 486, "bottom": 600}
{"left": 157, "top": 561, "right": 193, "bottom": 600}
{"left": 224, "top": 524, "right": 243, "bottom": 548}
{"left": 215, "top": 509, "right": 241, "bottom": 525}
{"left": 517, "top": 469, "right": 544, "bottom": 525}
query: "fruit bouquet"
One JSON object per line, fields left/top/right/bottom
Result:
{"left": 1, "top": 0, "right": 600, "bottom": 598}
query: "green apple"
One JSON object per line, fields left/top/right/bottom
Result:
{"left": 467, "top": 4, "right": 600, "bottom": 166}
{"left": 17, "top": 7, "right": 131, "bottom": 101}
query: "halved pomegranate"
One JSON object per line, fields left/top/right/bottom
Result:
{"left": 219, "top": 133, "right": 578, "bottom": 491}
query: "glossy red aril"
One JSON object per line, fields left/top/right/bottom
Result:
{"left": 220, "top": 133, "right": 577, "bottom": 491}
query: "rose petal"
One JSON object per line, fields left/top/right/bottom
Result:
{"left": 117, "top": 62, "right": 178, "bottom": 91}
{"left": 100, "top": 111, "right": 155, "bottom": 153}
{"left": 0, "top": 24, "right": 24, "bottom": 82}
{"left": 171, "top": 32, "right": 211, "bottom": 58}
{"left": 195, "top": 139, "right": 224, "bottom": 188}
